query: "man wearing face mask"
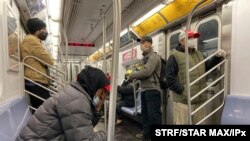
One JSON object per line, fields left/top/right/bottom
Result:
{"left": 20, "top": 18, "right": 53, "bottom": 112}
{"left": 17, "top": 66, "right": 109, "bottom": 141}
{"left": 166, "top": 30, "right": 226, "bottom": 124}
{"left": 128, "top": 36, "right": 161, "bottom": 140}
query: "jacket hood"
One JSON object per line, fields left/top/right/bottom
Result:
{"left": 77, "top": 66, "right": 110, "bottom": 98}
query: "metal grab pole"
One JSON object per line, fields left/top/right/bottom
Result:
{"left": 102, "top": 12, "right": 108, "bottom": 132}
{"left": 102, "top": 13, "right": 107, "bottom": 73}
{"left": 185, "top": 0, "right": 208, "bottom": 125}
{"left": 107, "top": 0, "right": 121, "bottom": 140}
{"left": 62, "top": 25, "right": 68, "bottom": 83}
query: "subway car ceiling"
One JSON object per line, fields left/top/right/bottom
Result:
{"left": 16, "top": 0, "right": 223, "bottom": 61}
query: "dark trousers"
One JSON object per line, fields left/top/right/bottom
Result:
{"left": 116, "top": 100, "right": 134, "bottom": 119}
{"left": 141, "top": 90, "right": 162, "bottom": 139}
{"left": 25, "top": 81, "right": 50, "bottom": 113}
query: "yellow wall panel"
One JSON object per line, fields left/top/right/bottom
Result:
{"left": 133, "top": 13, "right": 167, "bottom": 37}
{"left": 159, "top": 0, "right": 213, "bottom": 22}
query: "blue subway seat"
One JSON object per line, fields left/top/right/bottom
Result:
{"left": 121, "top": 92, "right": 141, "bottom": 116}
{"left": 0, "top": 96, "right": 31, "bottom": 141}
{"left": 221, "top": 95, "right": 250, "bottom": 125}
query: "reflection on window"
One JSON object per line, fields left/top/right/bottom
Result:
{"left": 75, "top": 65, "right": 79, "bottom": 74}
{"left": 170, "top": 32, "right": 180, "bottom": 51}
{"left": 7, "top": 8, "right": 19, "bottom": 72}
{"left": 26, "top": 0, "right": 46, "bottom": 16}
{"left": 198, "top": 19, "right": 219, "bottom": 58}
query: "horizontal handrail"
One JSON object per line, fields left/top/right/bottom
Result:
{"left": 25, "top": 90, "right": 46, "bottom": 101}
{"left": 23, "top": 56, "right": 65, "bottom": 76}
{"left": 23, "top": 63, "right": 65, "bottom": 87}
{"left": 191, "top": 74, "right": 225, "bottom": 101}
{"left": 24, "top": 77, "right": 57, "bottom": 95}
{"left": 28, "top": 106, "right": 37, "bottom": 111}
{"left": 196, "top": 90, "right": 225, "bottom": 125}
{"left": 192, "top": 88, "right": 224, "bottom": 116}
{"left": 192, "top": 89, "right": 225, "bottom": 125}
{"left": 189, "top": 50, "right": 221, "bottom": 72}
{"left": 190, "top": 60, "right": 226, "bottom": 86}
{"left": 195, "top": 59, "right": 228, "bottom": 124}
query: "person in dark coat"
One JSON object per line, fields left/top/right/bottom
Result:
{"left": 115, "top": 71, "right": 138, "bottom": 125}
{"left": 17, "top": 65, "right": 110, "bottom": 141}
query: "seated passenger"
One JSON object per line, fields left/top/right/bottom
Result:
{"left": 116, "top": 70, "right": 138, "bottom": 125}
{"left": 17, "top": 66, "right": 110, "bottom": 141}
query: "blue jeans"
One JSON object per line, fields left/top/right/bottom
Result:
{"left": 141, "top": 90, "right": 162, "bottom": 139}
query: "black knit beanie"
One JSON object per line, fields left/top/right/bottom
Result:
{"left": 26, "top": 18, "right": 46, "bottom": 34}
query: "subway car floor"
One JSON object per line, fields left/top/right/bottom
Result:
{"left": 94, "top": 116, "right": 146, "bottom": 141}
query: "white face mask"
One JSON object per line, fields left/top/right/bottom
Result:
{"left": 93, "top": 95, "right": 100, "bottom": 106}
{"left": 187, "top": 39, "right": 196, "bottom": 48}
{"left": 140, "top": 44, "right": 147, "bottom": 52}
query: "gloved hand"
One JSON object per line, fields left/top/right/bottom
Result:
{"left": 117, "top": 85, "right": 121, "bottom": 92}
{"left": 216, "top": 49, "right": 227, "bottom": 57}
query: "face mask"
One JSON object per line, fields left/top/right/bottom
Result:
{"left": 93, "top": 95, "right": 100, "bottom": 106}
{"left": 38, "top": 31, "right": 48, "bottom": 41}
{"left": 187, "top": 39, "right": 196, "bottom": 48}
{"left": 140, "top": 44, "right": 147, "bottom": 52}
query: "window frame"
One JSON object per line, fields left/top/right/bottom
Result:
{"left": 167, "top": 29, "right": 183, "bottom": 58}
{"left": 4, "top": 2, "right": 20, "bottom": 73}
{"left": 195, "top": 15, "right": 222, "bottom": 56}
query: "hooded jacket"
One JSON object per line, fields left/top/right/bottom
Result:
{"left": 17, "top": 66, "right": 109, "bottom": 141}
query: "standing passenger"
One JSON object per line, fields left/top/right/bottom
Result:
{"left": 128, "top": 36, "right": 162, "bottom": 140}
{"left": 166, "top": 30, "right": 226, "bottom": 124}
{"left": 17, "top": 66, "right": 109, "bottom": 141}
{"left": 20, "top": 18, "right": 54, "bottom": 111}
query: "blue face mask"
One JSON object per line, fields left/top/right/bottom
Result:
{"left": 93, "top": 95, "right": 100, "bottom": 106}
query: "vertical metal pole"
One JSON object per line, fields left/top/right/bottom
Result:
{"left": 62, "top": 25, "right": 68, "bottom": 83}
{"left": 108, "top": 0, "right": 121, "bottom": 140}
{"left": 224, "top": 59, "right": 228, "bottom": 98}
{"left": 185, "top": 0, "right": 207, "bottom": 124}
{"left": 102, "top": 13, "right": 107, "bottom": 73}
{"left": 102, "top": 13, "right": 107, "bottom": 132}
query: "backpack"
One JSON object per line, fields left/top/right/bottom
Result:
{"left": 154, "top": 54, "right": 168, "bottom": 89}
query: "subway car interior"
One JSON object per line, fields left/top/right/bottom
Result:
{"left": 0, "top": 0, "right": 250, "bottom": 140}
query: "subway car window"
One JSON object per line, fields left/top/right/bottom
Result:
{"left": 197, "top": 19, "right": 219, "bottom": 58}
{"left": 170, "top": 32, "right": 180, "bottom": 51}
{"left": 7, "top": 10, "right": 19, "bottom": 72}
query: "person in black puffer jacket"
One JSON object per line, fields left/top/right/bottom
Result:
{"left": 17, "top": 65, "right": 110, "bottom": 141}
{"left": 115, "top": 71, "right": 138, "bottom": 125}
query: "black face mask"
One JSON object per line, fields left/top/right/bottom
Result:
{"left": 38, "top": 31, "right": 48, "bottom": 41}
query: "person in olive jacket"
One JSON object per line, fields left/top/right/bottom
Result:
{"left": 17, "top": 66, "right": 110, "bottom": 141}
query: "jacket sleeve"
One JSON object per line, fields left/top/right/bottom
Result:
{"left": 166, "top": 55, "right": 184, "bottom": 94}
{"left": 205, "top": 56, "right": 223, "bottom": 72}
{"left": 57, "top": 94, "right": 106, "bottom": 141}
{"left": 28, "top": 39, "right": 54, "bottom": 65}
{"left": 129, "top": 53, "right": 159, "bottom": 80}
{"left": 118, "top": 84, "right": 134, "bottom": 95}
